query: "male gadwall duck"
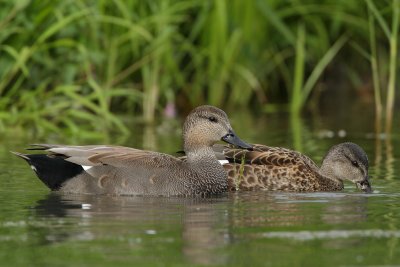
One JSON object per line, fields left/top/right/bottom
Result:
{"left": 12, "top": 105, "right": 252, "bottom": 196}
{"left": 215, "top": 142, "right": 372, "bottom": 192}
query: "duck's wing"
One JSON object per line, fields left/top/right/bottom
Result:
{"left": 221, "top": 144, "right": 321, "bottom": 191}
{"left": 29, "top": 144, "right": 181, "bottom": 168}
{"left": 220, "top": 144, "right": 319, "bottom": 169}
{"left": 220, "top": 144, "right": 301, "bottom": 166}
{"left": 21, "top": 144, "right": 189, "bottom": 195}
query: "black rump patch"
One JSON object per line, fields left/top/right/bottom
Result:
{"left": 16, "top": 154, "right": 83, "bottom": 190}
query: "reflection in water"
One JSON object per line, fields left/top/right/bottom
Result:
{"left": 374, "top": 133, "right": 383, "bottom": 178}
{"left": 34, "top": 194, "right": 84, "bottom": 218}
{"left": 31, "top": 193, "right": 229, "bottom": 266}
{"left": 260, "top": 229, "right": 400, "bottom": 240}
{"left": 228, "top": 192, "right": 306, "bottom": 227}
{"left": 227, "top": 192, "right": 368, "bottom": 228}
{"left": 385, "top": 137, "right": 395, "bottom": 180}
{"left": 30, "top": 194, "right": 95, "bottom": 246}
{"left": 320, "top": 194, "right": 368, "bottom": 225}
{"left": 182, "top": 204, "right": 227, "bottom": 265}
{"left": 29, "top": 192, "right": 370, "bottom": 265}
{"left": 5, "top": 188, "right": 398, "bottom": 266}
{"left": 373, "top": 128, "right": 395, "bottom": 180}
{"left": 373, "top": 107, "right": 396, "bottom": 181}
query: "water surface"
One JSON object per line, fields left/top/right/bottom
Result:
{"left": 1, "top": 110, "right": 399, "bottom": 266}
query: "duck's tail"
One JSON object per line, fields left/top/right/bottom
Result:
{"left": 11, "top": 151, "right": 84, "bottom": 191}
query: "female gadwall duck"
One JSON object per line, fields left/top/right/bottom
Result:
{"left": 215, "top": 142, "right": 372, "bottom": 192}
{"left": 12, "top": 105, "right": 252, "bottom": 196}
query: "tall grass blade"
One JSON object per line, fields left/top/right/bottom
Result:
{"left": 368, "top": 8, "right": 383, "bottom": 134}
{"left": 256, "top": 0, "right": 295, "bottom": 45}
{"left": 385, "top": 0, "right": 399, "bottom": 134}
{"left": 291, "top": 23, "right": 305, "bottom": 114}
{"left": 365, "top": 0, "right": 391, "bottom": 40}
{"left": 36, "top": 9, "right": 91, "bottom": 44}
{"left": 97, "top": 15, "right": 153, "bottom": 41}
{"left": 301, "top": 34, "right": 348, "bottom": 106}
{"left": 0, "top": 46, "right": 31, "bottom": 95}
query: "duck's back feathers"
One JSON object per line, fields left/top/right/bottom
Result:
{"left": 30, "top": 144, "right": 181, "bottom": 168}
{"left": 223, "top": 144, "right": 318, "bottom": 170}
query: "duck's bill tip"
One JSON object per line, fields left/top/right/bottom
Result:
{"left": 222, "top": 130, "right": 253, "bottom": 150}
{"left": 356, "top": 180, "right": 372, "bottom": 193}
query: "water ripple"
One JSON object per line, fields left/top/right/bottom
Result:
{"left": 259, "top": 229, "right": 400, "bottom": 241}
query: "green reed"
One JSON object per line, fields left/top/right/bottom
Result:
{"left": 0, "top": 0, "right": 397, "bottom": 137}
{"left": 365, "top": 0, "right": 399, "bottom": 135}
{"left": 386, "top": 0, "right": 399, "bottom": 134}
{"left": 368, "top": 6, "right": 383, "bottom": 134}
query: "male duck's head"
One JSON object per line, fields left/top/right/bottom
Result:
{"left": 182, "top": 105, "right": 252, "bottom": 153}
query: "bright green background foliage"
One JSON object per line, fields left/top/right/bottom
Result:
{"left": 0, "top": 0, "right": 398, "bottom": 136}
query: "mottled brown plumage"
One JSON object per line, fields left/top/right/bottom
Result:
{"left": 219, "top": 142, "right": 371, "bottom": 192}
{"left": 12, "top": 105, "right": 252, "bottom": 196}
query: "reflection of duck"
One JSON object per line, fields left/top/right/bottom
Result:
{"left": 227, "top": 192, "right": 306, "bottom": 228}
{"left": 217, "top": 142, "right": 371, "bottom": 192}
{"left": 34, "top": 193, "right": 84, "bottom": 218}
{"left": 31, "top": 193, "right": 229, "bottom": 265}
{"left": 12, "top": 105, "right": 251, "bottom": 196}
{"left": 227, "top": 192, "right": 369, "bottom": 229}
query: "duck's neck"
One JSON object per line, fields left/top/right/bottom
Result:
{"left": 318, "top": 164, "right": 344, "bottom": 191}
{"left": 186, "top": 146, "right": 223, "bottom": 170}
{"left": 185, "top": 146, "right": 228, "bottom": 193}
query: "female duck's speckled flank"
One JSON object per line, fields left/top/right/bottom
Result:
{"left": 217, "top": 142, "right": 372, "bottom": 192}
{"left": 12, "top": 105, "right": 252, "bottom": 196}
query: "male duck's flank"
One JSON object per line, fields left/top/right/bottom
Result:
{"left": 217, "top": 142, "right": 372, "bottom": 192}
{"left": 12, "top": 105, "right": 252, "bottom": 196}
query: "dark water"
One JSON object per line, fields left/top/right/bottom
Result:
{"left": 1, "top": 110, "right": 400, "bottom": 266}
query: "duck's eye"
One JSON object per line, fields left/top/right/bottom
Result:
{"left": 208, "top": 116, "right": 218, "bottom": 123}
{"left": 351, "top": 161, "right": 359, "bottom": 167}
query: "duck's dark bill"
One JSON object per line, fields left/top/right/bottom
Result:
{"left": 356, "top": 179, "right": 372, "bottom": 193}
{"left": 222, "top": 130, "right": 253, "bottom": 150}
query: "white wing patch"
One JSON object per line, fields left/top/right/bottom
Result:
{"left": 82, "top": 165, "right": 92, "bottom": 171}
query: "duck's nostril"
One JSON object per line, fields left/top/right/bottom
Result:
{"left": 221, "top": 131, "right": 252, "bottom": 149}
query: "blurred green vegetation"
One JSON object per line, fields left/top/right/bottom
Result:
{"left": 0, "top": 0, "right": 398, "bottom": 137}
